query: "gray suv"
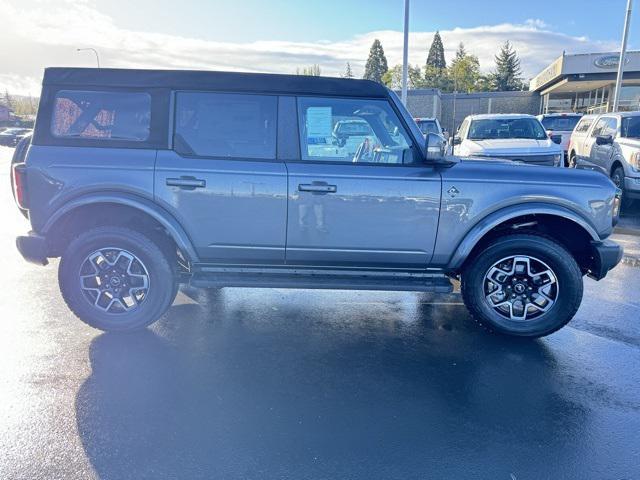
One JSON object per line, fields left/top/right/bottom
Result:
{"left": 12, "top": 68, "right": 623, "bottom": 337}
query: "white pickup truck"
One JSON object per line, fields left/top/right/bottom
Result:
{"left": 568, "top": 111, "right": 640, "bottom": 206}
{"left": 453, "top": 114, "right": 563, "bottom": 167}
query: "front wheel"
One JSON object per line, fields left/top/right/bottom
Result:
{"left": 461, "top": 234, "right": 583, "bottom": 337}
{"left": 59, "top": 226, "right": 178, "bottom": 331}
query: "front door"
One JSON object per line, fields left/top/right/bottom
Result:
{"left": 285, "top": 96, "right": 441, "bottom": 269}
{"left": 155, "top": 92, "right": 287, "bottom": 265}
{"left": 590, "top": 117, "right": 618, "bottom": 174}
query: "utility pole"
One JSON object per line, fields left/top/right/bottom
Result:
{"left": 401, "top": 0, "right": 410, "bottom": 105}
{"left": 612, "top": 0, "right": 633, "bottom": 112}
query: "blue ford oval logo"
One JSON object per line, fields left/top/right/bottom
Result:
{"left": 594, "top": 55, "right": 629, "bottom": 69}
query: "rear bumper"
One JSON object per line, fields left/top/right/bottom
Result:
{"left": 16, "top": 233, "right": 49, "bottom": 266}
{"left": 587, "top": 239, "right": 623, "bottom": 280}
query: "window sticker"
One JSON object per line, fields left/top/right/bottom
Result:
{"left": 306, "top": 107, "right": 333, "bottom": 138}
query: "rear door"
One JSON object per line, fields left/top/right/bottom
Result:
{"left": 284, "top": 95, "right": 441, "bottom": 269}
{"left": 155, "top": 91, "right": 287, "bottom": 265}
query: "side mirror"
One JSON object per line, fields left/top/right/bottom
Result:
{"left": 595, "top": 134, "right": 613, "bottom": 146}
{"left": 449, "top": 136, "right": 461, "bottom": 146}
{"left": 425, "top": 133, "right": 447, "bottom": 161}
{"left": 550, "top": 134, "right": 562, "bottom": 145}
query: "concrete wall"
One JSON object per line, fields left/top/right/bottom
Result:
{"left": 405, "top": 89, "right": 542, "bottom": 133}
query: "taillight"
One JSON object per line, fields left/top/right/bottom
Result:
{"left": 12, "top": 163, "right": 28, "bottom": 209}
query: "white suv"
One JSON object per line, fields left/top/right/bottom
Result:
{"left": 568, "top": 112, "right": 640, "bottom": 205}
{"left": 453, "top": 114, "right": 563, "bottom": 167}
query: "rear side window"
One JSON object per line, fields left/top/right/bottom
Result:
{"left": 174, "top": 92, "right": 277, "bottom": 159}
{"left": 52, "top": 90, "right": 151, "bottom": 141}
{"left": 574, "top": 118, "right": 593, "bottom": 133}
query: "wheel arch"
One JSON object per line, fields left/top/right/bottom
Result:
{"left": 42, "top": 193, "right": 199, "bottom": 263}
{"left": 448, "top": 204, "right": 600, "bottom": 273}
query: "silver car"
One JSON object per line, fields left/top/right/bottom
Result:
{"left": 568, "top": 111, "right": 640, "bottom": 205}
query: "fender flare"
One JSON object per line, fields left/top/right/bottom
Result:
{"left": 41, "top": 192, "right": 199, "bottom": 263}
{"left": 446, "top": 202, "right": 600, "bottom": 270}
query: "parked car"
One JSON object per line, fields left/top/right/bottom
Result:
{"left": 452, "top": 114, "right": 563, "bottom": 166}
{"left": 415, "top": 117, "right": 444, "bottom": 137}
{"left": 537, "top": 113, "right": 582, "bottom": 166}
{"left": 0, "top": 127, "right": 33, "bottom": 147}
{"left": 568, "top": 111, "right": 640, "bottom": 206}
{"left": 12, "top": 67, "right": 622, "bottom": 337}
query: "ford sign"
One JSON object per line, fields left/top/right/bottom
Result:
{"left": 594, "top": 54, "right": 629, "bottom": 69}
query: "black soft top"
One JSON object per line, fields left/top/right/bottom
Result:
{"left": 43, "top": 67, "right": 389, "bottom": 98}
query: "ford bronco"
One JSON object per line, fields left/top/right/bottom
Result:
{"left": 12, "top": 68, "right": 623, "bottom": 337}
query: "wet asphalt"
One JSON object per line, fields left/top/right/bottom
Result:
{"left": 1, "top": 147, "right": 639, "bottom": 480}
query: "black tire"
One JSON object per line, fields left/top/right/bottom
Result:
{"left": 567, "top": 152, "right": 577, "bottom": 168}
{"left": 461, "top": 234, "right": 583, "bottom": 338}
{"left": 611, "top": 166, "right": 635, "bottom": 210}
{"left": 59, "top": 226, "right": 178, "bottom": 331}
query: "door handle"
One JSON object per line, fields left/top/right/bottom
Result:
{"left": 298, "top": 183, "right": 337, "bottom": 194}
{"left": 166, "top": 177, "right": 206, "bottom": 189}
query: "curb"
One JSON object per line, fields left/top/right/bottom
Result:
{"left": 614, "top": 226, "right": 640, "bottom": 237}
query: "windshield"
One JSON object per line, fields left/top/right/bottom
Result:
{"left": 416, "top": 120, "right": 439, "bottom": 135}
{"left": 468, "top": 118, "right": 547, "bottom": 140}
{"left": 621, "top": 116, "right": 640, "bottom": 139}
{"left": 540, "top": 116, "right": 581, "bottom": 132}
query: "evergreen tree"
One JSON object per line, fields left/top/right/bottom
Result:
{"left": 426, "top": 31, "right": 447, "bottom": 69}
{"left": 492, "top": 41, "right": 524, "bottom": 91}
{"left": 363, "top": 39, "right": 388, "bottom": 84}
{"left": 2, "top": 90, "right": 13, "bottom": 110}
{"left": 343, "top": 62, "right": 354, "bottom": 79}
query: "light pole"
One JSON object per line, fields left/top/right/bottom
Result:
{"left": 401, "top": 0, "right": 410, "bottom": 105}
{"left": 612, "top": 0, "right": 633, "bottom": 112}
{"left": 77, "top": 48, "right": 100, "bottom": 68}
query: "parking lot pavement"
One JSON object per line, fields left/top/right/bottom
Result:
{"left": 1, "top": 146, "right": 640, "bottom": 479}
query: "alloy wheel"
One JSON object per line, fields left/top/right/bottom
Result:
{"left": 483, "top": 255, "right": 559, "bottom": 322}
{"left": 79, "top": 247, "right": 150, "bottom": 313}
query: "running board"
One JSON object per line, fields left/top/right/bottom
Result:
{"left": 189, "top": 270, "right": 453, "bottom": 293}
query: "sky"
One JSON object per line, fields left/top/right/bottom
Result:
{"left": 0, "top": 0, "right": 637, "bottom": 96}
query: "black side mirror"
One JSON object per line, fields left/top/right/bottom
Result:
{"left": 550, "top": 134, "right": 562, "bottom": 145}
{"left": 425, "top": 133, "right": 447, "bottom": 161}
{"left": 595, "top": 135, "right": 613, "bottom": 146}
{"left": 451, "top": 136, "right": 461, "bottom": 146}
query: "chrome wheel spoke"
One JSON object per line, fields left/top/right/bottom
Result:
{"left": 483, "top": 254, "right": 559, "bottom": 322}
{"left": 78, "top": 247, "right": 150, "bottom": 315}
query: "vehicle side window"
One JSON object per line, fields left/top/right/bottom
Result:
{"left": 602, "top": 118, "right": 618, "bottom": 137}
{"left": 297, "top": 97, "right": 415, "bottom": 164}
{"left": 574, "top": 118, "right": 593, "bottom": 133}
{"left": 51, "top": 90, "right": 151, "bottom": 141}
{"left": 174, "top": 92, "right": 277, "bottom": 159}
{"left": 592, "top": 118, "right": 617, "bottom": 138}
{"left": 590, "top": 118, "right": 608, "bottom": 137}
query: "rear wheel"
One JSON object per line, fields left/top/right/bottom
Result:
{"left": 567, "top": 152, "right": 577, "bottom": 168}
{"left": 461, "top": 234, "right": 583, "bottom": 337}
{"left": 59, "top": 226, "right": 178, "bottom": 331}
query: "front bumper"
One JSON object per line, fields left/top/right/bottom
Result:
{"left": 587, "top": 239, "right": 623, "bottom": 280}
{"left": 16, "top": 233, "right": 49, "bottom": 266}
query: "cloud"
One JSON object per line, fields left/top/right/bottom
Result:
{"left": 0, "top": 0, "right": 620, "bottom": 95}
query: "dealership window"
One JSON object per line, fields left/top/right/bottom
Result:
{"left": 174, "top": 92, "right": 277, "bottom": 159}
{"left": 52, "top": 90, "right": 151, "bottom": 141}
{"left": 297, "top": 97, "right": 415, "bottom": 164}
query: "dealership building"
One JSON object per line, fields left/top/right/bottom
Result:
{"left": 530, "top": 51, "right": 640, "bottom": 114}
{"left": 405, "top": 50, "right": 640, "bottom": 133}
